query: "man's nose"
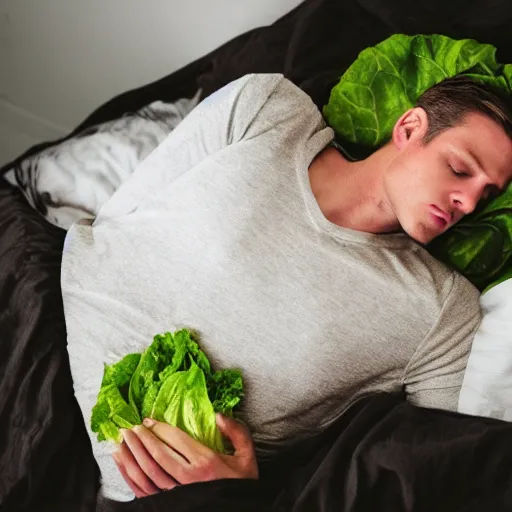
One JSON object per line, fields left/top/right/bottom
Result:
{"left": 451, "top": 189, "right": 481, "bottom": 216}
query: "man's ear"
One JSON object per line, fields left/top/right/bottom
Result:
{"left": 391, "top": 107, "right": 429, "bottom": 150}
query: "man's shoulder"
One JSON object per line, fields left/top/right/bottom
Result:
{"left": 228, "top": 73, "right": 309, "bottom": 105}
{"left": 243, "top": 73, "right": 320, "bottom": 113}
{"left": 233, "top": 73, "right": 327, "bottom": 146}
{"left": 390, "top": 241, "right": 480, "bottom": 312}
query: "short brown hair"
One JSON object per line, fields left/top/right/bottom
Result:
{"left": 415, "top": 75, "right": 512, "bottom": 143}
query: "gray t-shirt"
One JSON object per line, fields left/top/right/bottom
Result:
{"left": 61, "top": 74, "right": 481, "bottom": 501}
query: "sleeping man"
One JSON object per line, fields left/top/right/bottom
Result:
{"left": 61, "top": 73, "right": 512, "bottom": 500}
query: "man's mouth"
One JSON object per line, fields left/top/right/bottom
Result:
{"left": 429, "top": 205, "right": 450, "bottom": 229}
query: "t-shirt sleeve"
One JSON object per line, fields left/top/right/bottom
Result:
{"left": 404, "top": 272, "right": 482, "bottom": 412}
{"left": 95, "top": 73, "right": 287, "bottom": 222}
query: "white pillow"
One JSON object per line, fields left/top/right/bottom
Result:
{"left": 4, "top": 93, "right": 200, "bottom": 230}
{"left": 458, "top": 278, "right": 512, "bottom": 420}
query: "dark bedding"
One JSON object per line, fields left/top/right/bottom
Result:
{"left": 93, "top": 393, "right": 512, "bottom": 512}
{"left": 0, "top": 180, "right": 98, "bottom": 512}
{"left": 2, "top": 0, "right": 512, "bottom": 510}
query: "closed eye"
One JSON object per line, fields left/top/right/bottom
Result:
{"left": 449, "top": 165, "right": 470, "bottom": 178}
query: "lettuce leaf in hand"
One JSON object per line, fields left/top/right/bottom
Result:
{"left": 151, "top": 359, "right": 225, "bottom": 453}
{"left": 90, "top": 328, "right": 243, "bottom": 453}
{"left": 90, "top": 353, "right": 142, "bottom": 442}
{"left": 128, "top": 331, "right": 181, "bottom": 413}
{"left": 208, "top": 368, "right": 244, "bottom": 416}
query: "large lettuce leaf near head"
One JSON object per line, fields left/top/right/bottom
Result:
{"left": 323, "top": 34, "right": 510, "bottom": 148}
{"left": 428, "top": 185, "right": 512, "bottom": 292}
{"left": 324, "top": 34, "right": 512, "bottom": 291}
{"left": 90, "top": 329, "right": 243, "bottom": 452}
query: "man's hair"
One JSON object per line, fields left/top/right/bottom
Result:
{"left": 415, "top": 76, "right": 512, "bottom": 143}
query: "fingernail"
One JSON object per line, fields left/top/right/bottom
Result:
{"left": 215, "top": 413, "right": 225, "bottom": 426}
{"left": 143, "top": 418, "right": 156, "bottom": 428}
{"left": 112, "top": 451, "right": 120, "bottom": 464}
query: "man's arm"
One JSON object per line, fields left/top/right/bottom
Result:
{"left": 95, "top": 73, "right": 286, "bottom": 222}
{"left": 404, "top": 272, "right": 482, "bottom": 411}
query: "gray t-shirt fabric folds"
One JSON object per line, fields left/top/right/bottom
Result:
{"left": 61, "top": 74, "right": 482, "bottom": 501}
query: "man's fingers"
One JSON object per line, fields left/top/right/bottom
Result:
{"left": 215, "top": 414, "right": 259, "bottom": 479}
{"left": 116, "top": 439, "right": 160, "bottom": 496}
{"left": 216, "top": 414, "right": 256, "bottom": 460}
{"left": 133, "top": 424, "right": 196, "bottom": 482}
{"left": 121, "top": 428, "right": 179, "bottom": 491}
{"left": 113, "top": 451, "right": 147, "bottom": 499}
{"left": 142, "top": 419, "right": 209, "bottom": 463}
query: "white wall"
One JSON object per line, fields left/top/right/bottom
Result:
{"left": 0, "top": 0, "right": 303, "bottom": 166}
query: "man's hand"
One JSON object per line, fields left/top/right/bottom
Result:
{"left": 112, "top": 413, "right": 259, "bottom": 498}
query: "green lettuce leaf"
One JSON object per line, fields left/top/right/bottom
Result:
{"left": 128, "top": 332, "right": 177, "bottom": 413}
{"left": 429, "top": 223, "right": 508, "bottom": 288}
{"left": 208, "top": 368, "right": 244, "bottom": 416}
{"left": 101, "top": 352, "right": 141, "bottom": 388}
{"left": 90, "top": 383, "right": 141, "bottom": 443}
{"left": 151, "top": 358, "right": 225, "bottom": 453}
{"left": 91, "top": 328, "right": 243, "bottom": 452}
{"left": 324, "top": 34, "right": 508, "bottom": 148}
{"left": 91, "top": 353, "right": 142, "bottom": 442}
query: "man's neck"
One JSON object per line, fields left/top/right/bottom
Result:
{"left": 308, "top": 144, "right": 401, "bottom": 234}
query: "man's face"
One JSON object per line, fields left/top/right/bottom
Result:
{"left": 384, "top": 112, "right": 512, "bottom": 244}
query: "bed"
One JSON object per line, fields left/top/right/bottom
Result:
{"left": 2, "top": 0, "right": 512, "bottom": 510}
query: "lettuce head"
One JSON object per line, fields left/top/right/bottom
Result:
{"left": 90, "top": 328, "right": 243, "bottom": 453}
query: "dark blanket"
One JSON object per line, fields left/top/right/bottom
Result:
{"left": 2, "top": 0, "right": 512, "bottom": 510}
{"left": 0, "top": 179, "right": 99, "bottom": 512}
{"left": 97, "top": 393, "right": 512, "bottom": 512}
